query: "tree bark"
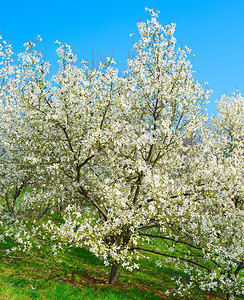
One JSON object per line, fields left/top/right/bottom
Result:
{"left": 109, "top": 262, "right": 120, "bottom": 284}
{"left": 226, "top": 291, "right": 234, "bottom": 300}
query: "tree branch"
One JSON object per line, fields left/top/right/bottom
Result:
{"left": 131, "top": 247, "right": 211, "bottom": 272}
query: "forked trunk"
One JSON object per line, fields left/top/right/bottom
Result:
{"left": 109, "top": 262, "right": 120, "bottom": 284}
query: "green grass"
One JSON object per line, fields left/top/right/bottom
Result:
{"left": 0, "top": 242, "right": 230, "bottom": 300}
{"left": 0, "top": 215, "right": 243, "bottom": 300}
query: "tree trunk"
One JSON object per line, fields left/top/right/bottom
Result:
{"left": 109, "top": 262, "right": 120, "bottom": 284}
{"left": 226, "top": 291, "right": 234, "bottom": 300}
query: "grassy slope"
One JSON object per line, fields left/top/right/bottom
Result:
{"left": 0, "top": 209, "right": 242, "bottom": 300}
{"left": 0, "top": 243, "right": 230, "bottom": 300}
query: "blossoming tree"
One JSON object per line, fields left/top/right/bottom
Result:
{"left": 0, "top": 9, "right": 243, "bottom": 299}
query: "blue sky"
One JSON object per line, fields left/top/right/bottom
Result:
{"left": 1, "top": 0, "right": 244, "bottom": 114}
